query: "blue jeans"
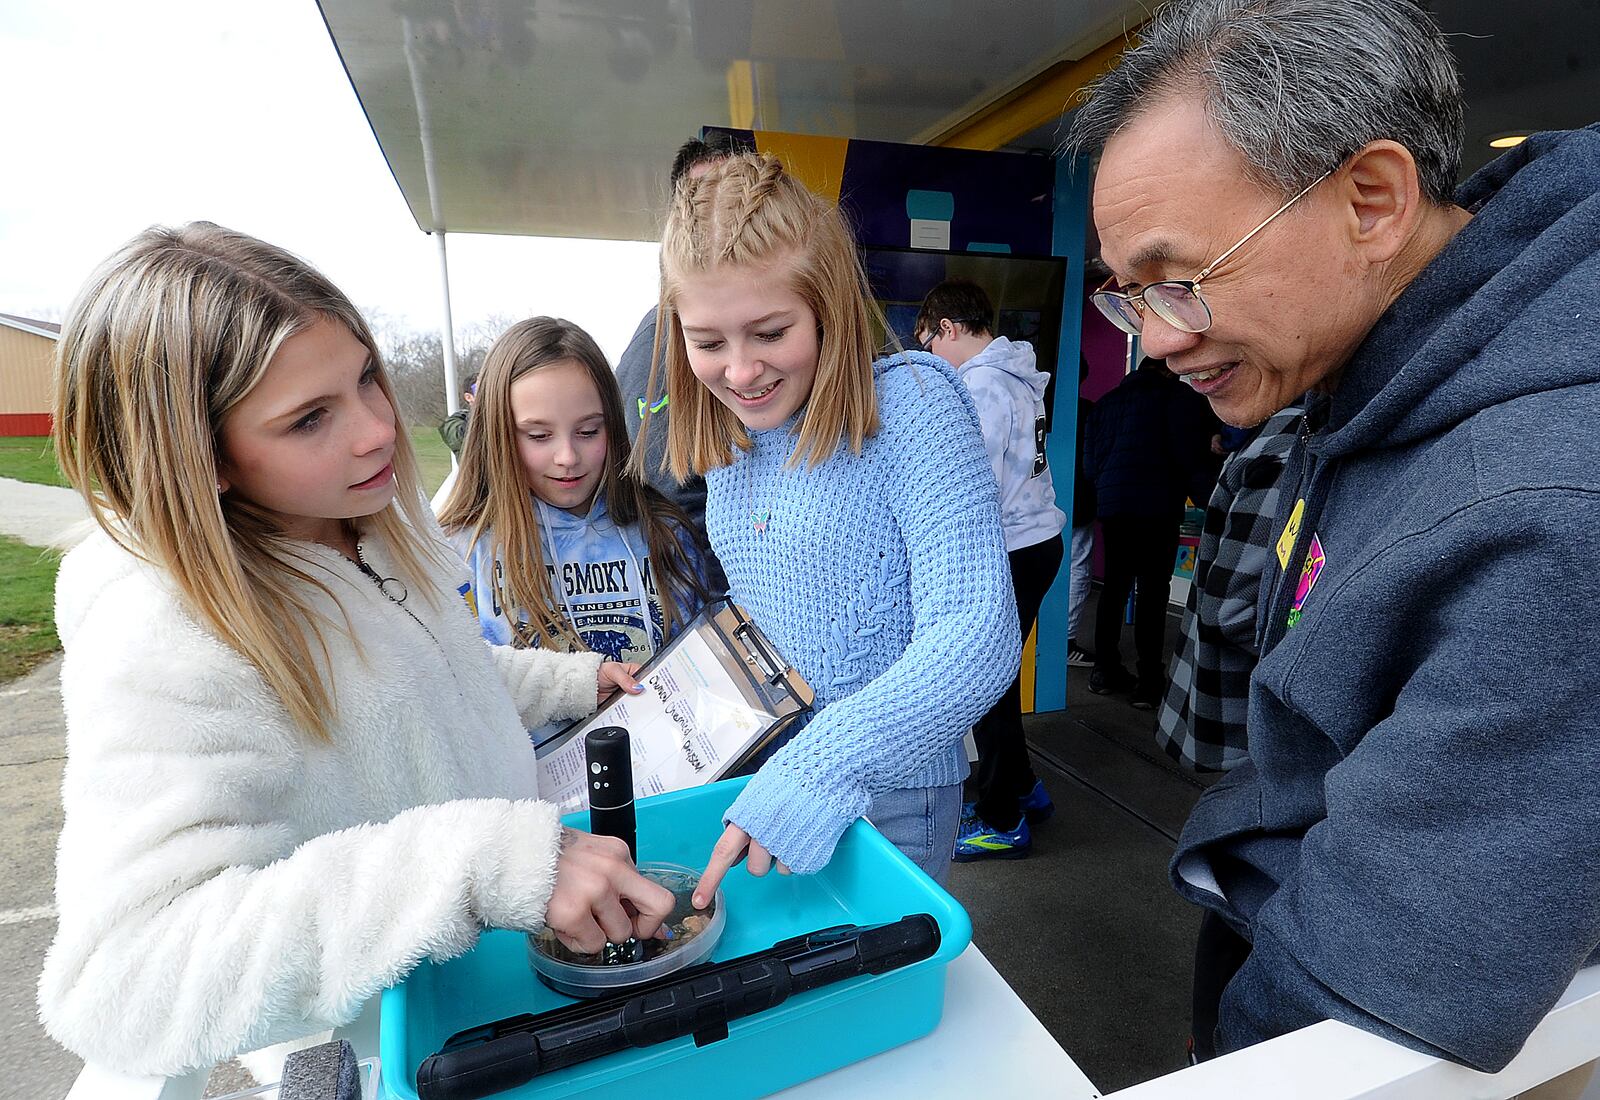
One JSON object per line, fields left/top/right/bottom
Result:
{"left": 867, "top": 783, "right": 963, "bottom": 887}
{"left": 1066, "top": 522, "right": 1095, "bottom": 643}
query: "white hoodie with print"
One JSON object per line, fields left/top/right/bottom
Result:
{"left": 956, "top": 336, "right": 1067, "bottom": 552}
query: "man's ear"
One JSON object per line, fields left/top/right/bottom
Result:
{"left": 1338, "top": 140, "right": 1423, "bottom": 265}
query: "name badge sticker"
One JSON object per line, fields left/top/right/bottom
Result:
{"left": 1286, "top": 533, "right": 1326, "bottom": 630}
{"left": 1276, "top": 498, "right": 1306, "bottom": 570}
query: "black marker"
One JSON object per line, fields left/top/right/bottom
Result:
{"left": 584, "top": 726, "right": 636, "bottom": 863}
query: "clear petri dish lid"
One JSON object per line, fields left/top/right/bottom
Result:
{"left": 529, "top": 862, "right": 726, "bottom": 999}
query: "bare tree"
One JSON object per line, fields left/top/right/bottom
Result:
{"left": 373, "top": 314, "right": 513, "bottom": 427}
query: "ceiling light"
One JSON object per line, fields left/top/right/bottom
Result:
{"left": 1487, "top": 131, "right": 1531, "bottom": 149}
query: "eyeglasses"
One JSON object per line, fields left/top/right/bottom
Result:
{"left": 1091, "top": 170, "right": 1332, "bottom": 337}
{"left": 916, "top": 317, "right": 986, "bottom": 353}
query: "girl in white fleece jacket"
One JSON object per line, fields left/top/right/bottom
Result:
{"left": 38, "top": 223, "right": 675, "bottom": 1079}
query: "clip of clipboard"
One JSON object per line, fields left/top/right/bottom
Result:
{"left": 534, "top": 599, "right": 815, "bottom": 810}
{"left": 733, "top": 617, "right": 785, "bottom": 684}
{"left": 713, "top": 600, "right": 814, "bottom": 770}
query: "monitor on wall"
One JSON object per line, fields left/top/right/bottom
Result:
{"left": 861, "top": 246, "right": 1069, "bottom": 424}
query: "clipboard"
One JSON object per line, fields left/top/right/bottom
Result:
{"left": 534, "top": 599, "right": 815, "bottom": 813}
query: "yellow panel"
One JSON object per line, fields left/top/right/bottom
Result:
{"left": 933, "top": 36, "right": 1135, "bottom": 151}
{"left": 1021, "top": 622, "right": 1038, "bottom": 714}
{"left": 751, "top": 131, "right": 850, "bottom": 203}
{"left": 727, "top": 61, "right": 756, "bottom": 130}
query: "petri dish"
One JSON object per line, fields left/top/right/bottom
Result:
{"left": 528, "top": 862, "right": 726, "bottom": 999}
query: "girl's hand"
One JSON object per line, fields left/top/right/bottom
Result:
{"left": 597, "top": 661, "right": 645, "bottom": 703}
{"left": 694, "top": 823, "right": 791, "bottom": 908}
{"left": 546, "top": 828, "right": 676, "bottom": 955}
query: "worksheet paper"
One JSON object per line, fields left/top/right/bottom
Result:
{"left": 536, "top": 625, "right": 771, "bottom": 814}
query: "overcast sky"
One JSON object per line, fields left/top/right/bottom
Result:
{"left": 0, "top": 1, "right": 662, "bottom": 363}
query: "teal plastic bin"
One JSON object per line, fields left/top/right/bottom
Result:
{"left": 379, "top": 776, "right": 972, "bottom": 1099}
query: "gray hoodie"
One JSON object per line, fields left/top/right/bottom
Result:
{"left": 1174, "top": 124, "right": 1600, "bottom": 1072}
{"left": 955, "top": 336, "right": 1066, "bottom": 552}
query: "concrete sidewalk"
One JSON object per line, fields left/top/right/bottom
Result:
{"left": 1, "top": 475, "right": 85, "bottom": 1098}
{"left": 0, "top": 476, "right": 90, "bottom": 551}
{"left": 0, "top": 655, "right": 78, "bottom": 1099}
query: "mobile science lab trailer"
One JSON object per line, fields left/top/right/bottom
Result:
{"left": 314, "top": 0, "right": 1146, "bottom": 717}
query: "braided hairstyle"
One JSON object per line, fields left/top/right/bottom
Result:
{"left": 636, "top": 153, "right": 885, "bottom": 481}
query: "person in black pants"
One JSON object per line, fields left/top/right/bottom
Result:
{"left": 1083, "top": 357, "right": 1218, "bottom": 709}
{"left": 965, "top": 533, "right": 1064, "bottom": 851}
{"left": 915, "top": 280, "right": 1067, "bottom": 861}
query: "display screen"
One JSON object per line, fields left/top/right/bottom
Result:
{"left": 861, "top": 246, "right": 1068, "bottom": 426}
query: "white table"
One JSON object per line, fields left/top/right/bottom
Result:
{"left": 1101, "top": 965, "right": 1600, "bottom": 1100}
{"left": 778, "top": 944, "right": 1099, "bottom": 1098}
{"left": 68, "top": 956, "right": 1600, "bottom": 1099}
{"left": 67, "top": 943, "right": 1098, "bottom": 1100}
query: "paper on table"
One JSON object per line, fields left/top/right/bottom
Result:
{"left": 537, "top": 625, "right": 772, "bottom": 814}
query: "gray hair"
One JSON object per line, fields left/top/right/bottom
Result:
{"left": 1065, "top": 0, "right": 1464, "bottom": 204}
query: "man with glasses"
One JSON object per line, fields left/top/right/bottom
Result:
{"left": 1068, "top": 0, "right": 1600, "bottom": 1087}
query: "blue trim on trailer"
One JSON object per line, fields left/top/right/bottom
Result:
{"left": 1035, "top": 153, "right": 1090, "bottom": 712}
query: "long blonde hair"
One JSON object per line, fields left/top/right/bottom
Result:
{"left": 54, "top": 222, "right": 441, "bottom": 740}
{"left": 637, "top": 153, "right": 885, "bottom": 481}
{"left": 438, "top": 317, "right": 707, "bottom": 651}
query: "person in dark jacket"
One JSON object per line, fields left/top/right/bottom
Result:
{"left": 1070, "top": 0, "right": 1600, "bottom": 1085}
{"left": 1083, "top": 357, "right": 1217, "bottom": 708}
{"left": 1065, "top": 358, "right": 1097, "bottom": 667}
{"left": 613, "top": 132, "right": 745, "bottom": 594}
{"left": 437, "top": 372, "right": 477, "bottom": 457}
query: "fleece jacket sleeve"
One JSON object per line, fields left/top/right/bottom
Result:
{"left": 39, "top": 600, "right": 565, "bottom": 1078}
{"left": 724, "top": 371, "right": 1020, "bottom": 873}
{"left": 1218, "top": 488, "right": 1600, "bottom": 1072}
{"left": 488, "top": 643, "right": 603, "bottom": 730}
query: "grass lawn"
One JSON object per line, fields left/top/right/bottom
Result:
{"left": 0, "top": 432, "right": 451, "bottom": 497}
{"left": 0, "top": 436, "right": 67, "bottom": 487}
{"left": 410, "top": 424, "right": 453, "bottom": 498}
{"left": 0, "top": 534, "right": 61, "bottom": 683}
{"left": 0, "top": 430, "right": 443, "bottom": 685}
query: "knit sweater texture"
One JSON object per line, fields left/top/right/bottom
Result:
{"left": 40, "top": 522, "right": 602, "bottom": 1077}
{"left": 706, "top": 351, "right": 1020, "bottom": 874}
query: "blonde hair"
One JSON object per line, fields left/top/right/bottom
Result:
{"left": 54, "top": 222, "right": 441, "bottom": 741}
{"left": 639, "top": 152, "right": 885, "bottom": 481}
{"left": 439, "top": 317, "right": 707, "bottom": 651}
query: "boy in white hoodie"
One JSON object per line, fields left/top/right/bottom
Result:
{"left": 917, "top": 280, "right": 1067, "bottom": 861}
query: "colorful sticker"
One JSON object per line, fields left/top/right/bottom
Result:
{"left": 1276, "top": 498, "right": 1306, "bottom": 570}
{"left": 458, "top": 580, "right": 479, "bottom": 620}
{"left": 1286, "top": 533, "right": 1325, "bottom": 630}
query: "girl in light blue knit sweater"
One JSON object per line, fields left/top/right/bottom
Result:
{"left": 637, "top": 153, "right": 1020, "bottom": 895}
